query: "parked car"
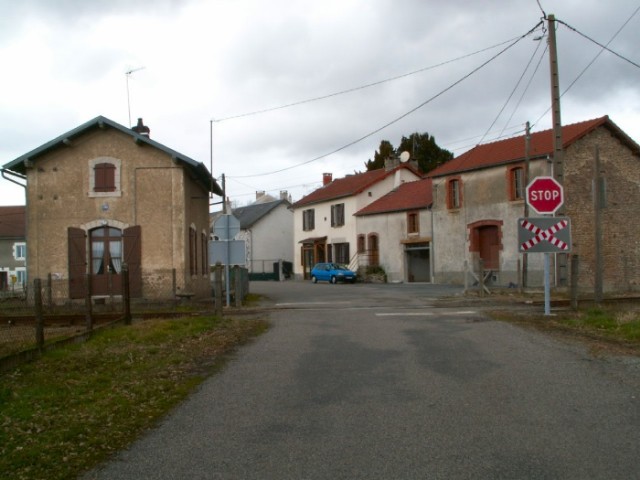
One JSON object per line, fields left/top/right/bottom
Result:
{"left": 310, "top": 263, "right": 357, "bottom": 284}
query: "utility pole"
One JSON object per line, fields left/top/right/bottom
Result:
{"left": 522, "top": 121, "right": 531, "bottom": 288}
{"left": 222, "top": 174, "right": 227, "bottom": 214}
{"left": 547, "top": 14, "right": 567, "bottom": 286}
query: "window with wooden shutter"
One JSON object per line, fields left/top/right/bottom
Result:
{"left": 94, "top": 163, "right": 116, "bottom": 192}
{"left": 123, "top": 226, "right": 142, "bottom": 297}
{"left": 68, "top": 227, "right": 87, "bottom": 299}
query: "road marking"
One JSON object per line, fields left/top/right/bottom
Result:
{"left": 376, "top": 310, "right": 478, "bottom": 317}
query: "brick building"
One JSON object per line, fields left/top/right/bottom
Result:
{"left": 2, "top": 116, "right": 222, "bottom": 300}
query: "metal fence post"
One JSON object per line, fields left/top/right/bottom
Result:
{"left": 34, "top": 278, "right": 44, "bottom": 350}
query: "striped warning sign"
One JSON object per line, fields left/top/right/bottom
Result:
{"left": 518, "top": 217, "right": 571, "bottom": 253}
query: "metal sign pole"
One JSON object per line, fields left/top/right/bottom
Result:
{"left": 544, "top": 252, "right": 551, "bottom": 315}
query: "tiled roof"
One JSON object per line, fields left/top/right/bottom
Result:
{"left": 2, "top": 115, "right": 222, "bottom": 195}
{"left": 0, "top": 206, "right": 26, "bottom": 238}
{"left": 292, "top": 164, "right": 420, "bottom": 208}
{"left": 355, "top": 179, "right": 432, "bottom": 216}
{"left": 429, "top": 116, "right": 639, "bottom": 177}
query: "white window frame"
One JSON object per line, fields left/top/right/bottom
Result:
{"left": 13, "top": 242, "right": 26, "bottom": 260}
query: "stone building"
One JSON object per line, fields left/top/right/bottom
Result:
{"left": 1, "top": 116, "right": 222, "bottom": 300}
{"left": 429, "top": 116, "right": 640, "bottom": 293}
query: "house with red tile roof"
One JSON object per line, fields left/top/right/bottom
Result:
{"left": 0, "top": 205, "right": 26, "bottom": 292}
{"left": 291, "top": 160, "right": 422, "bottom": 279}
{"left": 428, "top": 116, "right": 640, "bottom": 293}
{"left": 354, "top": 178, "right": 433, "bottom": 282}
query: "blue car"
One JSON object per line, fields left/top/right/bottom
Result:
{"left": 310, "top": 263, "right": 357, "bottom": 284}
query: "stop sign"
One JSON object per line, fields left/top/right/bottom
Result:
{"left": 526, "top": 176, "right": 564, "bottom": 214}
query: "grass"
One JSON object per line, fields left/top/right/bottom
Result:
{"left": 0, "top": 314, "right": 269, "bottom": 480}
{"left": 491, "top": 303, "right": 640, "bottom": 352}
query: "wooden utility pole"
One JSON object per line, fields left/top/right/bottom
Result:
{"left": 547, "top": 14, "right": 568, "bottom": 286}
{"left": 522, "top": 121, "right": 531, "bottom": 288}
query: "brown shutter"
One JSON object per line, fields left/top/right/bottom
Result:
{"left": 68, "top": 227, "right": 87, "bottom": 299}
{"left": 123, "top": 226, "right": 142, "bottom": 297}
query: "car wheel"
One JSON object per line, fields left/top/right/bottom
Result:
{"left": 311, "top": 276, "right": 318, "bottom": 283}
{"left": 330, "top": 276, "right": 337, "bottom": 284}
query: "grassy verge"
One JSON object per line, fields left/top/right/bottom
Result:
{"left": 490, "top": 304, "right": 640, "bottom": 353}
{"left": 0, "top": 314, "right": 269, "bottom": 480}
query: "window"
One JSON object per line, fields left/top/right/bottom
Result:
{"left": 368, "top": 234, "right": 379, "bottom": 266}
{"left": 90, "top": 227, "right": 122, "bottom": 275}
{"left": 189, "top": 226, "right": 197, "bottom": 276}
{"left": 13, "top": 243, "right": 26, "bottom": 260}
{"left": 89, "top": 157, "right": 121, "bottom": 197}
{"left": 94, "top": 163, "right": 116, "bottom": 192}
{"left": 357, "top": 235, "right": 365, "bottom": 254}
{"left": 447, "top": 178, "right": 462, "bottom": 209}
{"left": 509, "top": 166, "right": 525, "bottom": 200}
{"left": 333, "top": 243, "right": 350, "bottom": 264}
{"left": 331, "top": 203, "right": 345, "bottom": 227}
{"left": 407, "top": 212, "right": 419, "bottom": 234}
{"left": 303, "top": 209, "right": 315, "bottom": 231}
{"left": 201, "top": 232, "right": 208, "bottom": 276}
{"left": 16, "top": 269, "right": 26, "bottom": 286}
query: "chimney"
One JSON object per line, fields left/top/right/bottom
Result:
{"left": 323, "top": 173, "right": 333, "bottom": 186}
{"left": 256, "top": 190, "right": 266, "bottom": 201}
{"left": 132, "top": 118, "right": 150, "bottom": 137}
{"left": 280, "top": 190, "right": 290, "bottom": 201}
{"left": 384, "top": 157, "right": 400, "bottom": 172}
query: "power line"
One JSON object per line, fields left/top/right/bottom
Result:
{"left": 477, "top": 35, "right": 546, "bottom": 146}
{"left": 231, "top": 21, "right": 544, "bottom": 179}
{"left": 212, "top": 33, "right": 535, "bottom": 123}
{"left": 532, "top": 9, "right": 640, "bottom": 128}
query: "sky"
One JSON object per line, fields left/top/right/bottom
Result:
{"left": 1, "top": 0, "right": 639, "bottom": 210}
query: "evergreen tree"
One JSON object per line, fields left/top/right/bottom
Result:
{"left": 365, "top": 140, "right": 394, "bottom": 171}
{"left": 365, "top": 133, "right": 453, "bottom": 173}
{"left": 397, "top": 132, "right": 453, "bottom": 173}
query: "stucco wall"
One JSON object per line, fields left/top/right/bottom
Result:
{"left": 356, "top": 209, "right": 432, "bottom": 283}
{"left": 247, "top": 203, "right": 293, "bottom": 273}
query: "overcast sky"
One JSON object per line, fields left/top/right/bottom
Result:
{"left": 1, "top": 0, "right": 639, "bottom": 209}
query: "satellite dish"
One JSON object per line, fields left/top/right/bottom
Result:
{"left": 399, "top": 151, "right": 410, "bottom": 163}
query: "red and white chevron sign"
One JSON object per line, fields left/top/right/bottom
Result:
{"left": 518, "top": 217, "right": 571, "bottom": 253}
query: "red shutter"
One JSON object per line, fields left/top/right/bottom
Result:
{"left": 68, "top": 227, "right": 87, "bottom": 299}
{"left": 123, "top": 226, "right": 142, "bottom": 297}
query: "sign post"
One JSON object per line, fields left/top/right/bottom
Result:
{"left": 211, "top": 214, "right": 242, "bottom": 307}
{"left": 522, "top": 176, "right": 568, "bottom": 315}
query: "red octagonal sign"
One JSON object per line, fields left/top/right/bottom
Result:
{"left": 526, "top": 176, "right": 564, "bottom": 214}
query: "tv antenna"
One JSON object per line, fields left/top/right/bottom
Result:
{"left": 125, "top": 66, "right": 145, "bottom": 127}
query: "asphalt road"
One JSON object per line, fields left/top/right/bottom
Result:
{"left": 85, "top": 281, "right": 640, "bottom": 479}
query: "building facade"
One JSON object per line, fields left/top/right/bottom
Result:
{"left": 2, "top": 116, "right": 222, "bottom": 301}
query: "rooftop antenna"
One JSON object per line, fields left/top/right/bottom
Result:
{"left": 125, "top": 66, "right": 145, "bottom": 127}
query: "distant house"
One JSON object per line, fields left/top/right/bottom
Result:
{"left": 291, "top": 160, "right": 422, "bottom": 280}
{"left": 2, "top": 116, "right": 222, "bottom": 301}
{"left": 227, "top": 192, "right": 293, "bottom": 276}
{"left": 354, "top": 178, "right": 433, "bottom": 283}
{"left": 0, "top": 206, "right": 26, "bottom": 292}
{"left": 429, "top": 116, "right": 640, "bottom": 292}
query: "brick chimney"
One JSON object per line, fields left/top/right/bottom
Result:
{"left": 323, "top": 173, "right": 333, "bottom": 185}
{"left": 132, "top": 118, "right": 150, "bottom": 137}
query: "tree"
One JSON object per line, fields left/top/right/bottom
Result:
{"left": 397, "top": 132, "right": 453, "bottom": 173}
{"left": 365, "top": 140, "right": 395, "bottom": 171}
{"left": 365, "top": 132, "right": 453, "bottom": 173}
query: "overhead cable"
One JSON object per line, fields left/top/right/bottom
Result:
{"left": 231, "top": 20, "right": 544, "bottom": 179}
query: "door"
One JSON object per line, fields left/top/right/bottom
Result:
{"left": 406, "top": 243, "right": 431, "bottom": 282}
{"left": 478, "top": 225, "right": 499, "bottom": 270}
{"left": 90, "top": 227, "right": 123, "bottom": 295}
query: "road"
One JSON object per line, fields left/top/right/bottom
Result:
{"left": 85, "top": 281, "right": 640, "bottom": 479}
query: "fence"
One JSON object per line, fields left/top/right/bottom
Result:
{"left": 0, "top": 264, "right": 249, "bottom": 370}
